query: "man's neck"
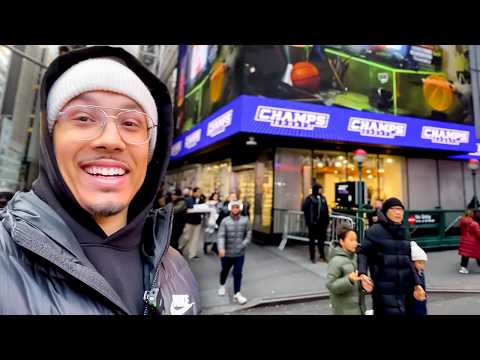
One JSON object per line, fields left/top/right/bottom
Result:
{"left": 95, "top": 210, "right": 128, "bottom": 236}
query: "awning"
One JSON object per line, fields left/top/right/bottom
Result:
{"left": 171, "top": 95, "right": 477, "bottom": 161}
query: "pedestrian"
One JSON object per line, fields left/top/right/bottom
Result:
{"left": 458, "top": 207, "right": 480, "bottom": 274}
{"left": 358, "top": 197, "right": 426, "bottom": 315}
{"left": 367, "top": 198, "right": 383, "bottom": 227}
{"left": 179, "top": 186, "right": 205, "bottom": 259}
{"left": 204, "top": 192, "right": 221, "bottom": 255}
{"left": 170, "top": 188, "right": 188, "bottom": 251}
{"left": 302, "top": 183, "right": 329, "bottom": 263}
{"left": 410, "top": 241, "right": 428, "bottom": 315}
{"left": 216, "top": 192, "right": 237, "bottom": 227}
{"left": 0, "top": 46, "right": 200, "bottom": 314}
{"left": 217, "top": 200, "right": 251, "bottom": 305}
{"left": 326, "top": 225, "right": 372, "bottom": 315}
{"left": 183, "top": 187, "right": 192, "bottom": 198}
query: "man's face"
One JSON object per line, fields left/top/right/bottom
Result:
{"left": 229, "top": 193, "right": 237, "bottom": 202}
{"left": 231, "top": 205, "right": 241, "bottom": 216}
{"left": 386, "top": 206, "right": 404, "bottom": 224}
{"left": 53, "top": 91, "right": 149, "bottom": 219}
{"left": 375, "top": 200, "right": 383, "bottom": 209}
{"left": 193, "top": 189, "right": 201, "bottom": 198}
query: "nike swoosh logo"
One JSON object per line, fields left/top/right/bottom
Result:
{"left": 170, "top": 302, "right": 194, "bottom": 315}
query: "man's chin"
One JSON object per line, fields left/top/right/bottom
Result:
{"left": 84, "top": 201, "right": 126, "bottom": 218}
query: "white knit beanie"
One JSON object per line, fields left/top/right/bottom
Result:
{"left": 228, "top": 200, "right": 244, "bottom": 212}
{"left": 411, "top": 241, "right": 428, "bottom": 262}
{"left": 46, "top": 57, "right": 158, "bottom": 161}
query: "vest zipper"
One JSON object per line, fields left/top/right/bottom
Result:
{"left": 143, "top": 204, "right": 175, "bottom": 315}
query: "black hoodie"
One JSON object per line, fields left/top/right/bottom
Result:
{"left": 31, "top": 46, "right": 173, "bottom": 314}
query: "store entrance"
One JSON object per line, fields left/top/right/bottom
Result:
{"left": 312, "top": 150, "right": 406, "bottom": 208}
{"left": 232, "top": 165, "right": 255, "bottom": 223}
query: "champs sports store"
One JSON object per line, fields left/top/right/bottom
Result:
{"left": 167, "top": 45, "right": 477, "bottom": 240}
{"left": 166, "top": 95, "right": 480, "bottom": 239}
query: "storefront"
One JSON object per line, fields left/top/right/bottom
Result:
{"left": 167, "top": 94, "right": 479, "bottom": 240}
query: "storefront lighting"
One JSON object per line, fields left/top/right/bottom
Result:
{"left": 335, "top": 162, "right": 342, "bottom": 168}
{"left": 317, "top": 162, "right": 324, "bottom": 168}
{"left": 353, "top": 149, "right": 367, "bottom": 183}
{"left": 338, "top": 156, "right": 344, "bottom": 160}
{"left": 348, "top": 176, "right": 353, "bottom": 181}
{"left": 334, "top": 170, "right": 339, "bottom": 174}
{"left": 368, "top": 174, "right": 373, "bottom": 179}
{"left": 366, "top": 169, "right": 371, "bottom": 174}
{"left": 386, "top": 158, "right": 394, "bottom": 164}
{"left": 378, "top": 168, "right": 385, "bottom": 173}
{"left": 342, "top": 160, "right": 347, "bottom": 164}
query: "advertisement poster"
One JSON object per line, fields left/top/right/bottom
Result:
{"left": 175, "top": 45, "right": 473, "bottom": 135}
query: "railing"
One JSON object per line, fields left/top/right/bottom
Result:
{"left": 334, "top": 207, "right": 464, "bottom": 249}
{"left": 278, "top": 210, "right": 365, "bottom": 250}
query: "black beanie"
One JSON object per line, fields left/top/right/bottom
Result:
{"left": 382, "top": 197, "right": 405, "bottom": 214}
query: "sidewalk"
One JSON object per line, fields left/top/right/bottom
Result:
{"left": 187, "top": 241, "right": 480, "bottom": 315}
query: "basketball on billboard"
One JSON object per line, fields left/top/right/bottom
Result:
{"left": 291, "top": 62, "right": 321, "bottom": 92}
{"left": 422, "top": 75, "right": 454, "bottom": 112}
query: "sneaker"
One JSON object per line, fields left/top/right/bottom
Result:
{"left": 233, "top": 292, "right": 248, "bottom": 305}
{"left": 459, "top": 267, "right": 470, "bottom": 274}
{"left": 218, "top": 285, "right": 226, "bottom": 296}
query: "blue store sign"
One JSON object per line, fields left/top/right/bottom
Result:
{"left": 171, "top": 95, "right": 477, "bottom": 161}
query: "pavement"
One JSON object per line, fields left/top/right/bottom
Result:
{"left": 187, "top": 241, "right": 480, "bottom": 315}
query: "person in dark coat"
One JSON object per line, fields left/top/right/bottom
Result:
{"left": 0, "top": 46, "right": 200, "bottom": 315}
{"left": 170, "top": 188, "right": 188, "bottom": 251}
{"left": 358, "top": 197, "right": 426, "bottom": 315}
{"left": 302, "top": 184, "right": 329, "bottom": 263}
{"left": 367, "top": 199, "right": 383, "bottom": 227}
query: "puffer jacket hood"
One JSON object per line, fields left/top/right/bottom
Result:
{"left": 34, "top": 45, "right": 173, "bottom": 229}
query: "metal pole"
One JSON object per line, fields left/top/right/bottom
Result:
{"left": 1, "top": 45, "right": 48, "bottom": 69}
{"left": 473, "top": 170, "right": 477, "bottom": 210}
{"left": 358, "top": 161, "right": 363, "bottom": 182}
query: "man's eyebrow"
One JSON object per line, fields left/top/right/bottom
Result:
{"left": 73, "top": 93, "right": 143, "bottom": 110}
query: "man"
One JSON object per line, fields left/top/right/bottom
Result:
{"left": 170, "top": 188, "right": 188, "bottom": 251}
{"left": 302, "top": 184, "right": 329, "bottom": 263}
{"left": 0, "top": 46, "right": 200, "bottom": 315}
{"left": 217, "top": 200, "right": 251, "bottom": 305}
{"left": 216, "top": 192, "right": 238, "bottom": 227}
{"left": 179, "top": 186, "right": 205, "bottom": 259}
{"left": 367, "top": 198, "right": 383, "bottom": 227}
{"left": 358, "top": 197, "right": 426, "bottom": 315}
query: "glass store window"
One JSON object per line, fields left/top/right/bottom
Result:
{"left": 199, "top": 160, "right": 231, "bottom": 199}
{"left": 378, "top": 155, "right": 406, "bottom": 202}
{"left": 313, "top": 150, "right": 407, "bottom": 207}
{"left": 313, "top": 150, "right": 348, "bottom": 208}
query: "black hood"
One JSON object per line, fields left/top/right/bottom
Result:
{"left": 378, "top": 209, "right": 410, "bottom": 240}
{"left": 32, "top": 46, "right": 173, "bottom": 237}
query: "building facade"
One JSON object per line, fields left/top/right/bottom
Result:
{"left": 167, "top": 45, "right": 478, "bottom": 240}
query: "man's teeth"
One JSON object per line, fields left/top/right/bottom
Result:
{"left": 85, "top": 167, "right": 126, "bottom": 176}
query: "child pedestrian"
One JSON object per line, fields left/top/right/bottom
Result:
{"left": 217, "top": 200, "right": 251, "bottom": 305}
{"left": 410, "top": 241, "right": 428, "bottom": 315}
{"left": 326, "top": 225, "right": 373, "bottom": 315}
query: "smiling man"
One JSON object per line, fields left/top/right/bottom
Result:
{"left": 0, "top": 46, "right": 200, "bottom": 315}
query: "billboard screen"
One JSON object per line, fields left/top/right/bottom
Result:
{"left": 175, "top": 45, "right": 473, "bottom": 136}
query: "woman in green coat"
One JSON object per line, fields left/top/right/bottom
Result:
{"left": 326, "top": 226, "right": 373, "bottom": 315}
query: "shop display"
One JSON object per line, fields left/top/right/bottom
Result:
{"left": 235, "top": 169, "right": 255, "bottom": 223}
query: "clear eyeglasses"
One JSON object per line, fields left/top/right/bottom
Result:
{"left": 56, "top": 104, "right": 156, "bottom": 145}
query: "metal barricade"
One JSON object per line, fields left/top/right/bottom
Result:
{"left": 278, "top": 210, "right": 363, "bottom": 251}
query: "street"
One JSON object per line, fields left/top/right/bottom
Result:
{"left": 230, "top": 293, "right": 480, "bottom": 315}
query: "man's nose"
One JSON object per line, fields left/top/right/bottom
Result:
{"left": 91, "top": 118, "right": 126, "bottom": 151}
